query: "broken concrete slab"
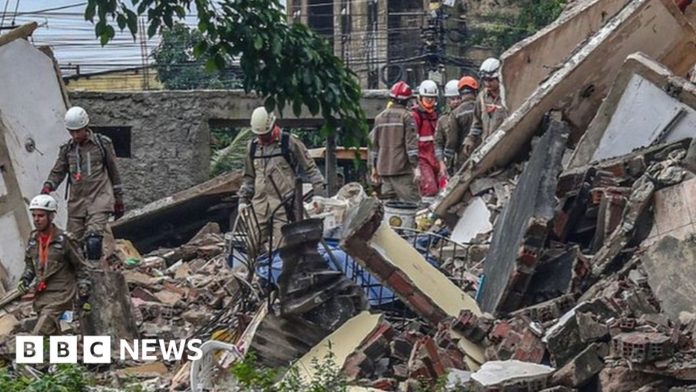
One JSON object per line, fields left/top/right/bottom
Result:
{"left": 292, "top": 311, "right": 382, "bottom": 382}
{"left": 551, "top": 342, "right": 607, "bottom": 387}
{"left": 341, "top": 198, "right": 484, "bottom": 364}
{"left": 644, "top": 178, "right": 696, "bottom": 246}
{"left": 450, "top": 197, "right": 493, "bottom": 244}
{"left": 471, "top": 360, "right": 554, "bottom": 391}
{"left": 641, "top": 235, "right": 696, "bottom": 321}
{"left": 0, "top": 24, "right": 71, "bottom": 289}
{"left": 501, "top": 0, "right": 631, "bottom": 112}
{"left": 111, "top": 171, "right": 242, "bottom": 253}
{"left": 479, "top": 118, "right": 569, "bottom": 315}
{"left": 570, "top": 53, "right": 696, "bottom": 168}
{"left": 436, "top": 0, "right": 696, "bottom": 218}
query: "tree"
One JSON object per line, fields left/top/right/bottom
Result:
{"left": 84, "top": 0, "right": 368, "bottom": 147}
{"left": 153, "top": 22, "right": 241, "bottom": 89}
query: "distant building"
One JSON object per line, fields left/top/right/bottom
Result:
{"left": 62, "top": 66, "right": 163, "bottom": 92}
{"left": 286, "top": 0, "right": 499, "bottom": 89}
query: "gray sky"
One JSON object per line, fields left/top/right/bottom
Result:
{"left": 1, "top": 0, "right": 286, "bottom": 75}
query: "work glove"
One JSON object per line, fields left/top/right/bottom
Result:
{"left": 17, "top": 278, "right": 29, "bottom": 294}
{"left": 238, "top": 200, "right": 249, "bottom": 214}
{"left": 114, "top": 200, "right": 125, "bottom": 220}
{"left": 413, "top": 167, "right": 422, "bottom": 184}
{"left": 40, "top": 184, "right": 52, "bottom": 195}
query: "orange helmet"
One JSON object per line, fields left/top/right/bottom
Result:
{"left": 458, "top": 76, "right": 479, "bottom": 92}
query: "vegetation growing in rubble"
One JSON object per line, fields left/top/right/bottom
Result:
{"left": 85, "top": 0, "right": 368, "bottom": 147}
{"left": 468, "top": 0, "right": 567, "bottom": 54}
{"left": 153, "top": 23, "right": 242, "bottom": 89}
{"left": 0, "top": 364, "right": 92, "bottom": 391}
{"left": 231, "top": 351, "right": 348, "bottom": 391}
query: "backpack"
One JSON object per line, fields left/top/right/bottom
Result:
{"left": 248, "top": 131, "right": 296, "bottom": 170}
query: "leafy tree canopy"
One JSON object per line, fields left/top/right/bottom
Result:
{"left": 153, "top": 22, "right": 241, "bottom": 89}
{"left": 85, "top": 0, "right": 368, "bottom": 146}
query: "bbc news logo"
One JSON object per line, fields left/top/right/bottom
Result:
{"left": 16, "top": 336, "right": 203, "bottom": 364}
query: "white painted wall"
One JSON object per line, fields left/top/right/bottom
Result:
{"left": 592, "top": 74, "right": 696, "bottom": 162}
{"left": 0, "top": 38, "right": 68, "bottom": 282}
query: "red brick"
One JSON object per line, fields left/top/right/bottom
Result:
{"left": 406, "top": 292, "right": 437, "bottom": 323}
{"left": 342, "top": 351, "right": 372, "bottom": 380}
{"left": 387, "top": 270, "right": 414, "bottom": 296}
{"left": 370, "top": 378, "right": 397, "bottom": 390}
{"left": 356, "top": 248, "right": 396, "bottom": 279}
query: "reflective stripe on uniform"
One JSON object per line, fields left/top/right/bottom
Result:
{"left": 374, "top": 122, "right": 404, "bottom": 128}
{"left": 455, "top": 110, "right": 474, "bottom": 119}
{"left": 419, "top": 135, "right": 434, "bottom": 142}
{"left": 407, "top": 149, "right": 419, "bottom": 156}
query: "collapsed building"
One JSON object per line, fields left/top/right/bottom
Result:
{"left": 3, "top": 1, "right": 696, "bottom": 391}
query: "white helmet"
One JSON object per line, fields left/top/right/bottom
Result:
{"left": 29, "top": 195, "right": 58, "bottom": 212}
{"left": 418, "top": 80, "right": 439, "bottom": 97}
{"left": 479, "top": 58, "right": 501, "bottom": 79}
{"left": 250, "top": 106, "right": 276, "bottom": 135}
{"left": 64, "top": 106, "right": 90, "bottom": 131}
{"left": 444, "top": 80, "right": 460, "bottom": 97}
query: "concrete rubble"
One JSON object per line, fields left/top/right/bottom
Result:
{"left": 4, "top": 2, "right": 696, "bottom": 391}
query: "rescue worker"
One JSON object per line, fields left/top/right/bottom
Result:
{"left": 434, "top": 77, "right": 479, "bottom": 174}
{"left": 434, "top": 79, "right": 461, "bottom": 175}
{"left": 17, "top": 195, "right": 92, "bottom": 336}
{"left": 371, "top": 81, "right": 420, "bottom": 203}
{"left": 462, "top": 58, "right": 509, "bottom": 158}
{"left": 41, "top": 106, "right": 124, "bottom": 262}
{"left": 238, "top": 106, "right": 326, "bottom": 247}
{"left": 412, "top": 80, "right": 443, "bottom": 197}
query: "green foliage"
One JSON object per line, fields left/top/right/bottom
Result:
{"left": 153, "top": 23, "right": 242, "bottom": 89}
{"left": 468, "top": 0, "right": 566, "bottom": 54}
{"left": 85, "top": 0, "right": 368, "bottom": 147}
{"left": 230, "top": 350, "right": 347, "bottom": 392}
{"left": 0, "top": 365, "right": 92, "bottom": 392}
{"left": 210, "top": 128, "right": 253, "bottom": 176}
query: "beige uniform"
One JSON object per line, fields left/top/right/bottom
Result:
{"left": 239, "top": 132, "right": 326, "bottom": 247}
{"left": 45, "top": 131, "right": 122, "bottom": 257}
{"left": 372, "top": 103, "right": 420, "bottom": 203}
{"left": 466, "top": 89, "right": 509, "bottom": 152}
{"left": 21, "top": 226, "right": 91, "bottom": 335}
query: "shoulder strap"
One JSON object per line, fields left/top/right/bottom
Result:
{"left": 280, "top": 132, "right": 294, "bottom": 168}
{"left": 94, "top": 134, "right": 108, "bottom": 165}
{"left": 248, "top": 132, "right": 297, "bottom": 173}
